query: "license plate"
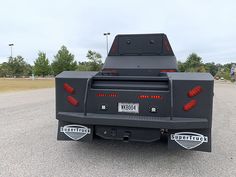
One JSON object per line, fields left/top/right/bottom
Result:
{"left": 118, "top": 103, "right": 139, "bottom": 113}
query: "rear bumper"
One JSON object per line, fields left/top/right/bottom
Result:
{"left": 57, "top": 112, "right": 212, "bottom": 152}
{"left": 57, "top": 112, "right": 210, "bottom": 129}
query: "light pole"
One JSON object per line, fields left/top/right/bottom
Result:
{"left": 103, "top": 32, "right": 110, "bottom": 55}
{"left": 9, "top": 43, "right": 14, "bottom": 58}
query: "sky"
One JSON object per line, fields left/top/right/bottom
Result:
{"left": 0, "top": 0, "right": 236, "bottom": 64}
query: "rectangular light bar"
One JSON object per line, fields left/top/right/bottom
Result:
{"left": 138, "top": 95, "right": 162, "bottom": 99}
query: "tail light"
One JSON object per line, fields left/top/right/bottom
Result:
{"left": 183, "top": 99, "right": 197, "bottom": 111}
{"left": 160, "top": 69, "right": 176, "bottom": 73}
{"left": 64, "top": 83, "right": 74, "bottom": 94}
{"left": 188, "top": 86, "right": 202, "bottom": 98}
{"left": 138, "top": 95, "right": 162, "bottom": 99}
{"left": 96, "top": 93, "right": 117, "bottom": 97}
{"left": 67, "top": 96, "right": 78, "bottom": 106}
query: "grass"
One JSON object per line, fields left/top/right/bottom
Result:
{"left": 0, "top": 78, "right": 55, "bottom": 93}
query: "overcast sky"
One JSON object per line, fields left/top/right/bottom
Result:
{"left": 0, "top": 0, "right": 236, "bottom": 64}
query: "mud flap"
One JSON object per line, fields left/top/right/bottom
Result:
{"left": 168, "top": 128, "right": 211, "bottom": 152}
{"left": 57, "top": 121, "right": 93, "bottom": 142}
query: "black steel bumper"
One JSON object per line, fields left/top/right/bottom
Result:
{"left": 57, "top": 112, "right": 209, "bottom": 129}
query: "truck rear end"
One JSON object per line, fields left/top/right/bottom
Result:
{"left": 56, "top": 34, "right": 213, "bottom": 152}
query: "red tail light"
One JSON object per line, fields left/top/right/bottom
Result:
{"left": 67, "top": 96, "right": 78, "bottom": 106}
{"left": 160, "top": 69, "right": 176, "bottom": 73}
{"left": 96, "top": 93, "right": 117, "bottom": 97}
{"left": 183, "top": 99, "right": 197, "bottom": 111}
{"left": 64, "top": 83, "right": 74, "bottom": 94}
{"left": 188, "top": 86, "right": 202, "bottom": 98}
{"left": 138, "top": 95, "right": 162, "bottom": 99}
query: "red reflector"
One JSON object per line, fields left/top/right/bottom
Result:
{"left": 96, "top": 93, "right": 117, "bottom": 97}
{"left": 101, "top": 69, "right": 118, "bottom": 76}
{"left": 188, "top": 86, "right": 202, "bottom": 98}
{"left": 67, "top": 96, "right": 78, "bottom": 106}
{"left": 183, "top": 99, "right": 197, "bottom": 111}
{"left": 160, "top": 69, "right": 176, "bottom": 73}
{"left": 63, "top": 83, "right": 74, "bottom": 94}
{"left": 163, "top": 37, "right": 171, "bottom": 52}
{"left": 138, "top": 95, "right": 162, "bottom": 99}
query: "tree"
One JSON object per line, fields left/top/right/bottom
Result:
{"left": 23, "top": 64, "right": 33, "bottom": 76}
{"left": 215, "top": 67, "right": 231, "bottom": 80}
{"left": 204, "top": 62, "right": 219, "bottom": 76}
{"left": 34, "top": 52, "right": 51, "bottom": 77}
{"left": 177, "top": 61, "right": 186, "bottom": 72}
{"left": 77, "top": 62, "right": 90, "bottom": 71}
{"left": 184, "top": 53, "right": 204, "bottom": 72}
{"left": 0, "top": 62, "right": 9, "bottom": 77}
{"left": 86, "top": 50, "right": 103, "bottom": 71}
{"left": 77, "top": 50, "right": 103, "bottom": 71}
{"left": 51, "top": 46, "right": 77, "bottom": 75}
{"left": 176, "top": 53, "right": 234, "bottom": 80}
{"left": 7, "top": 56, "right": 31, "bottom": 77}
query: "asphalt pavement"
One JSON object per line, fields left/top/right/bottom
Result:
{"left": 0, "top": 82, "right": 236, "bottom": 177}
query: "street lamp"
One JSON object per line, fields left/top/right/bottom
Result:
{"left": 103, "top": 32, "right": 110, "bottom": 55}
{"left": 9, "top": 43, "right": 14, "bottom": 58}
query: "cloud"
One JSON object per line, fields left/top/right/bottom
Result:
{"left": 0, "top": 0, "right": 236, "bottom": 64}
